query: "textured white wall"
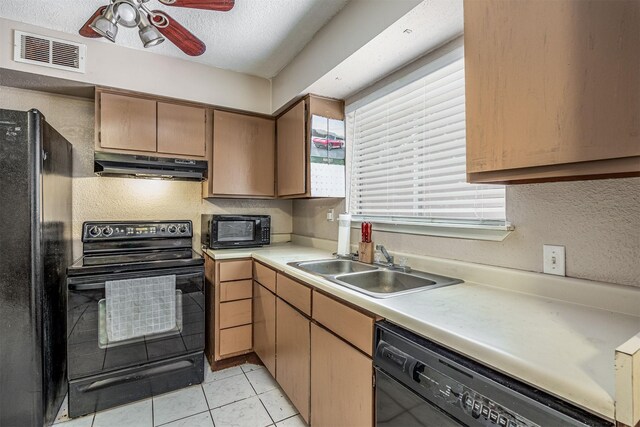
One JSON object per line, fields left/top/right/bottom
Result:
{"left": 0, "top": 18, "right": 272, "bottom": 114}
{"left": 271, "top": 0, "right": 422, "bottom": 111}
{"left": 293, "top": 178, "right": 640, "bottom": 287}
{"left": 3, "top": 86, "right": 638, "bottom": 287}
{"left": 0, "top": 86, "right": 293, "bottom": 259}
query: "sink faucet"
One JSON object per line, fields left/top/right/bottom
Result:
{"left": 376, "top": 245, "right": 394, "bottom": 265}
{"left": 375, "top": 245, "right": 412, "bottom": 272}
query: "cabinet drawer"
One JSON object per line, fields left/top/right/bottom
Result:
{"left": 219, "top": 279, "right": 252, "bottom": 302}
{"left": 254, "top": 261, "right": 276, "bottom": 293}
{"left": 219, "top": 299, "right": 252, "bottom": 329}
{"left": 219, "top": 324, "right": 252, "bottom": 357}
{"left": 312, "top": 291, "right": 375, "bottom": 356}
{"left": 277, "top": 274, "right": 311, "bottom": 316}
{"left": 219, "top": 260, "right": 252, "bottom": 282}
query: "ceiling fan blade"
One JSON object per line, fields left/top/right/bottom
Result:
{"left": 151, "top": 11, "right": 206, "bottom": 56}
{"left": 157, "top": 0, "right": 234, "bottom": 12}
{"left": 79, "top": 6, "right": 107, "bottom": 38}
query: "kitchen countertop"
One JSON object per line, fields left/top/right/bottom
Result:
{"left": 204, "top": 243, "right": 640, "bottom": 422}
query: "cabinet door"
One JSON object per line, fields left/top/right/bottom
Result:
{"left": 465, "top": 0, "right": 640, "bottom": 178}
{"left": 99, "top": 92, "right": 156, "bottom": 152}
{"left": 311, "top": 324, "right": 373, "bottom": 427}
{"left": 211, "top": 110, "right": 275, "bottom": 197}
{"left": 276, "top": 299, "right": 310, "bottom": 423}
{"left": 253, "top": 282, "right": 276, "bottom": 377}
{"left": 157, "top": 102, "right": 206, "bottom": 158}
{"left": 277, "top": 100, "right": 307, "bottom": 197}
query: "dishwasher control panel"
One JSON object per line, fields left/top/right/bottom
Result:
{"left": 414, "top": 363, "right": 540, "bottom": 427}
{"left": 374, "top": 322, "right": 613, "bottom": 427}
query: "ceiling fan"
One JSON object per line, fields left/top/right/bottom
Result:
{"left": 79, "top": 0, "right": 234, "bottom": 56}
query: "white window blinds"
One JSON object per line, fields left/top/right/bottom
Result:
{"left": 346, "top": 48, "right": 506, "bottom": 225}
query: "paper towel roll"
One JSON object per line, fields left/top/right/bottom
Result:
{"left": 337, "top": 214, "right": 351, "bottom": 255}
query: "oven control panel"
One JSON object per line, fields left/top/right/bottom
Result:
{"left": 83, "top": 221, "right": 192, "bottom": 240}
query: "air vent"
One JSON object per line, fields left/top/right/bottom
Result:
{"left": 14, "top": 30, "right": 86, "bottom": 73}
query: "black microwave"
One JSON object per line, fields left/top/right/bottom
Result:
{"left": 201, "top": 215, "right": 270, "bottom": 249}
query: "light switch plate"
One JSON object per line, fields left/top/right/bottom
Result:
{"left": 543, "top": 245, "right": 566, "bottom": 276}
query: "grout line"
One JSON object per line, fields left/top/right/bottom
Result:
{"left": 201, "top": 383, "right": 211, "bottom": 410}
{"left": 257, "top": 396, "right": 276, "bottom": 426}
{"left": 201, "top": 382, "right": 218, "bottom": 427}
{"left": 243, "top": 370, "right": 260, "bottom": 396}
{"left": 278, "top": 414, "right": 301, "bottom": 425}
{"left": 155, "top": 410, "right": 210, "bottom": 427}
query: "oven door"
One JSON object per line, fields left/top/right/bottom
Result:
{"left": 376, "top": 368, "right": 465, "bottom": 427}
{"left": 67, "top": 266, "right": 204, "bottom": 380}
{"left": 212, "top": 218, "right": 262, "bottom": 248}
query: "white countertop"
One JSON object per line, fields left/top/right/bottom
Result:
{"left": 204, "top": 243, "right": 640, "bottom": 422}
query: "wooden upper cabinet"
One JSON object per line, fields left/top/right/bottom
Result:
{"left": 276, "top": 95, "right": 346, "bottom": 198}
{"left": 210, "top": 110, "right": 275, "bottom": 198}
{"left": 276, "top": 100, "right": 307, "bottom": 197}
{"left": 464, "top": 0, "right": 640, "bottom": 184}
{"left": 157, "top": 102, "right": 206, "bottom": 157}
{"left": 99, "top": 92, "right": 157, "bottom": 153}
{"left": 97, "top": 90, "right": 208, "bottom": 160}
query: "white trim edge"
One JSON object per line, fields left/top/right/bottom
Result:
{"left": 351, "top": 219, "right": 513, "bottom": 241}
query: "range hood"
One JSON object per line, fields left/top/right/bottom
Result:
{"left": 94, "top": 152, "right": 207, "bottom": 181}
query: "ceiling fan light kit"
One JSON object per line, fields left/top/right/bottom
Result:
{"left": 89, "top": 3, "right": 119, "bottom": 42}
{"left": 138, "top": 13, "right": 165, "bottom": 47}
{"left": 81, "top": 0, "right": 234, "bottom": 56}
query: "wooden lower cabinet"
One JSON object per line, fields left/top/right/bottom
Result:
{"left": 219, "top": 325, "right": 252, "bottom": 357}
{"left": 205, "top": 255, "right": 253, "bottom": 364}
{"left": 310, "top": 323, "right": 374, "bottom": 427}
{"left": 276, "top": 299, "right": 311, "bottom": 423}
{"left": 253, "top": 281, "right": 276, "bottom": 377}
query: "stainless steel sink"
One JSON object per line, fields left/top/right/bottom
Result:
{"left": 288, "top": 259, "right": 462, "bottom": 298}
{"left": 295, "top": 259, "right": 378, "bottom": 275}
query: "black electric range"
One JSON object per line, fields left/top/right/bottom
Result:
{"left": 66, "top": 221, "right": 205, "bottom": 418}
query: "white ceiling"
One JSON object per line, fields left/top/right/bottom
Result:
{"left": 0, "top": 0, "right": 349, "bottom": 78}
{"left": 306, "top": 0, "right": 463, "bottom": 101}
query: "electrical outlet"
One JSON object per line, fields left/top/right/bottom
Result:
{"left": 326, "top": 209, "right": 335, "bottom": 221}
{"left": 543, "top": 245, "right": 565, "bottom": 276}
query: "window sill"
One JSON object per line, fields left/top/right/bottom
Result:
{"left": 350, "top": 219, "right": 514, "bottom": 242}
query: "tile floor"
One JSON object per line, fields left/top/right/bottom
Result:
{"left": 52, "top": 362, "right": 307, "bottom": 427}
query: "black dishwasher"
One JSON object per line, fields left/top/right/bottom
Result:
{"left": 374, "top": 322, "right": 612, "bottom": 427}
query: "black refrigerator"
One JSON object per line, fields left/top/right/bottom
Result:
{"left": 0, "top": 109, "right": 72, "bottom": 427}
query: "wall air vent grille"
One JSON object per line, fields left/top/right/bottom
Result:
{"left": 13, "top": 30, "right": 86, "bottom": 73}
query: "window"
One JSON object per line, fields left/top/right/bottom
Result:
{"left": 346, "top": 42, "right": 507, "bottom": 234}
